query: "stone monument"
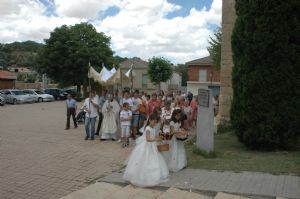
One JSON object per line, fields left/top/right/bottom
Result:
{"left": 196, "top": 88, "right": 214, "bottom": 152}
{"left": 218, "top": 0, "right": 236, "bottom": 123}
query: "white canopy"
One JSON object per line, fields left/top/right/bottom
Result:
{"left": 88, "top": 66, "right": 130, "bottom": 86}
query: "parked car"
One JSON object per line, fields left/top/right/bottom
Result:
{"left": 62, "top": 88, "right": 83, "bottom": 101}
{"left": 23, "top": 89, "right": 54, "bottom": 102}
{"left": 44, "top": 88, "right": 67, "bottom": 100}
{"left": 0, "top": 89, "right": 35, "bottom": 104}
{"left": 62, "top": 88, "right": 78, "bottom": 96}
{"left": 0, "top": 95, "right": 5, "bottom": 106}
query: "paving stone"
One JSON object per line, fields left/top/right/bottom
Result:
{"left": 60, "top": 182, "right": 122, "bottom": 199}
{"left": 107, "top": 185, "right": 143, "bottom": 199}
{"left": 214, "top": 192, "right": 250, "bottom": 199}
{"left": 0, "top": 102, "right": 129, "bottom": 199}
{"left": 100, "top": 169, "right": 300, "bottom": 199}
{"left": 158, "top": 187, "right": 211, "bottom": 199}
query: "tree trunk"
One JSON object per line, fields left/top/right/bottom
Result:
{"left": 157, "top": 82, "right": 161, "bottom": 93}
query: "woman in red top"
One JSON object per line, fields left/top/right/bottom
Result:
{"left": 147, "top": 93, "right": 161, "bottom": 115}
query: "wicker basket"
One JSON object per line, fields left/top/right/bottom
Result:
{"left": 157, "top": 143, "right": 169, "bottom": 152}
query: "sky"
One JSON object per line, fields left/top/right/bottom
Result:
{"left": 0, "top": 0, "right": 222, "bottom": 64}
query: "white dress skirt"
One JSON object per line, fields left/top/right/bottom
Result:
{"left": 168, "top": 121, "right": 187, "bottom": 172}
{"left": 123, "top": 126, "right": 169, "bottom": 187}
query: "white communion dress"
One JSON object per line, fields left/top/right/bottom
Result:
{"left": 123, "top": 125, "right": 169, "bottom": 187}
{"left": 168, "top": 121, "right": 187, "bottom": 172}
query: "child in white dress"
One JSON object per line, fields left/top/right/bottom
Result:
{"left": 123, "top": 114, "right": 169, "bottom": 187}
{"left": 169, "top": 109, "right": 188, "bottom": 172}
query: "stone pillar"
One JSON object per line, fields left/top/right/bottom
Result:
{"left": 218, "top": 0, "right": 236, "bottom": 123}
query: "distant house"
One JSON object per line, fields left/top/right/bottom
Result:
{"left": 186, "top": 56, "right": 220, "bottom": 96}
{"left": 0, "top": 70, "right": 17, "bottom": 89}
{"left": 119, "top": 58, "right": 181, "bottom": 93}
{"left": 7, "top": 65, "right": 34, "bottom": 74}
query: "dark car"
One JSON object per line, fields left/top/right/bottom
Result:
{"left": 44, "top": 88, "right": 67, "bottom": 100}
{"left": 62, "top": 88, "right": 78, "bottom": 96}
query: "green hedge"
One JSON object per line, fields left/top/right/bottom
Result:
{"left": 231, "top": 0, "right": 300, "bottom": 149}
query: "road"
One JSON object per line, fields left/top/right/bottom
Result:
{"left": 0, "top": 101, "right": 131, "bottom": 199}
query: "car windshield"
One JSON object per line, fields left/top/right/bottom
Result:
{"left": 11, "top": 91, "right": 25, "bottom": 95}
{"left": 35, "top": 90, "right": 44, "bottom": 94}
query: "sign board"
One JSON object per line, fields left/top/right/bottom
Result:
{"left": 198, "top": 89, "right": 209, "bottom": 107}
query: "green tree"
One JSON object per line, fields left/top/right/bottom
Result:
{"left": 174, "top": 64, "right": 188, "bottom": 86}
{"left": 148, "top": 57, "right": 173, "bottom": 91}
{"left": 37, "top": 23, "right": 114, "bottom": 89}
{"left": 231, "top": 0, "right": 299, "bottom": 149}
{"left": 207, "top": 28, "right": 221, "bottom": 70}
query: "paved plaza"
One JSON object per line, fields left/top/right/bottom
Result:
{"left": 0, "top": 101, "right": 131, "bottom": 199}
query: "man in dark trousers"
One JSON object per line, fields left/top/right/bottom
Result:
{"left": 65, "top": 94, "right": 77, "bottom": 130}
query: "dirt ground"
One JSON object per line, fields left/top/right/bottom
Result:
{"left": 0, "top": 101, "right": 132, "bottom": 199}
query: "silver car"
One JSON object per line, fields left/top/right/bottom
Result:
{"left": 0, "top": 89, "right": 35, "bottom": 104}
{"left": 0, "top": 95, "right": 5, "bottom": 106}
{"left": 23, "top": 89, "right": 54, "bottom": 102}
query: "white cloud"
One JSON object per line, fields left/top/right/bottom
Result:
{"left": 98, "top": 0, "right": 222, "bottom": 63}
{"left": 0, "top": 0, "right": 85, "bottom": 43}
{"left": 54, "top": 0, "right": 121, "bottom": 18}
{"left": 0, "top": 0, "right": 222, "bottom": 63}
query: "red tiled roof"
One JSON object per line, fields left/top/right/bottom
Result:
{"left": 186, "top": 56, "right": 213, "bottom": 65}
{"left": 0, "top": 70, "right": 17, "bottom": 80}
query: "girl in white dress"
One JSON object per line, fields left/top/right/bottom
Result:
{"left": 123, "top": 114, "right": 169, "bottom": 187}
{"left": 168, "top": 109, "right": 188, "bottom": 172}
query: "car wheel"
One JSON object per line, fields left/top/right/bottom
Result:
{"left": 13, "top": 99, "right": 17, "bottom": 105}
{"left": 38, "top": 98, "right": 43, "bottom": 102}
{"left": 57, "top": 96, "right": 60, "bottom": 100}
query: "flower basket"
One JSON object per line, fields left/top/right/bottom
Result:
{"left": 157, "top": 143, "right": 169, "bottom": 152}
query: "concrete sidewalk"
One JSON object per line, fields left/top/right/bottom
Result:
{"left": 99, "top": 169, "right": 300, "bottom": 199}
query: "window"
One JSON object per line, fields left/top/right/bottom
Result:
{"left": 142, "top": 74, "right": 148, "bottom": 88}
{"left": 199, "top": 69, "right": 207, "bottom": 82}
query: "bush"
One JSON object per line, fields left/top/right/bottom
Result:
{"left": 231, "top": 0, "right": 300, "bottom": 150}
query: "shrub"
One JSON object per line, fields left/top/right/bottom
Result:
{"left": 231, "top": 0, "right": 300, "bottom": 149}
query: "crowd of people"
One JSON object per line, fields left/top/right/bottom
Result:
{"left": 66, "top": 89, "right": 199, "bottom": 142}
{"left": 65, "top": 89, "right": 220, "bottom": 187}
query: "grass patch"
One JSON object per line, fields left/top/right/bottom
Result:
{"left": 186, "top": 132, "right": 300, "bottom": 175}
{"left": 192, "top": 145, "right": 216, "bottom": 158}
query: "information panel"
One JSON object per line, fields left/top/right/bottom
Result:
{"left": 198, "top": 89, "right": 209, "bottom": 107}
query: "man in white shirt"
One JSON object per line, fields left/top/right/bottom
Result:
{"left": 131, "top": 90, "right": 142, "bottom": 139}
{"left": 83, "top": 90, "right": 99, "bottom": 140}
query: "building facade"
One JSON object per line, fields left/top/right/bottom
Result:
{"left": 119, "top": 58, "right": 181, "bottom": 93}
{"left": 186, "top": 56, "right": 220, "bottom": 97}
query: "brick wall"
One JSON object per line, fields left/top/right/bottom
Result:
{"left": 188, "top": 65, "right": 220, "bottom": 82}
